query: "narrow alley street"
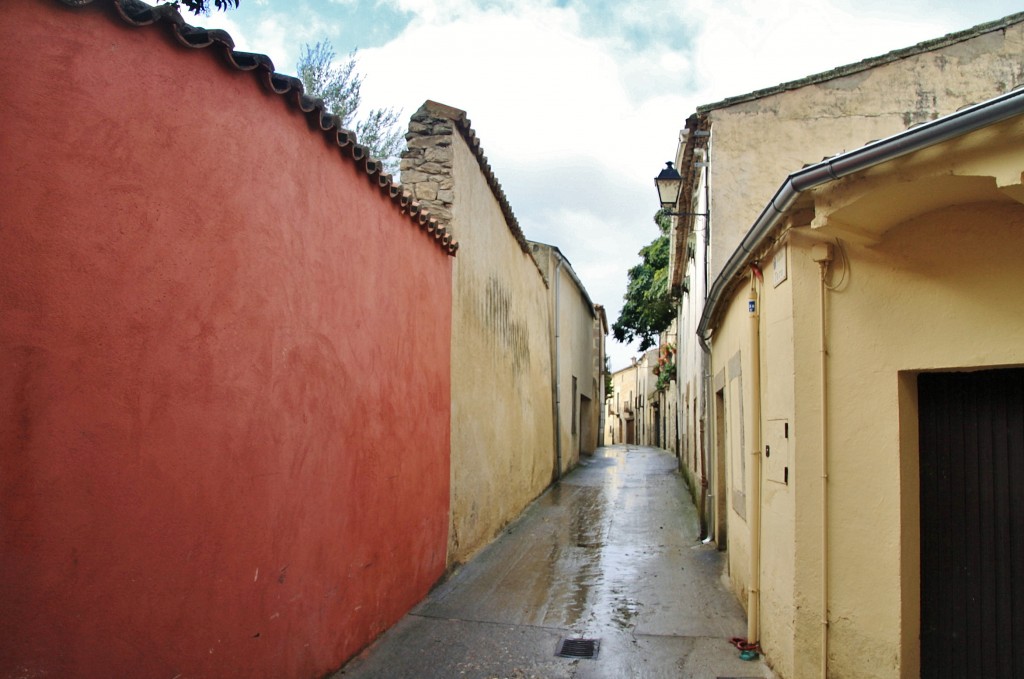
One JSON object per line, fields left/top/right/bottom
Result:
{"left": 334, "top": 445, "right": 768, "bottom": 679}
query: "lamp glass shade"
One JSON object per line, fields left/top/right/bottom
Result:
{"left": 655, "top": 161, "right": 683, "bottom": 210}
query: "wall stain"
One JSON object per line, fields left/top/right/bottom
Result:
{"left": 482, "top": 277, "right": 530, "bottom": 371}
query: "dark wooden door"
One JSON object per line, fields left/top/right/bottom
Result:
{"left": 919, "top": 368, "right": 1024, "bottom": 679}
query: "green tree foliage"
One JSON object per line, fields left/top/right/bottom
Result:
{"left": 161, "top": 0, "right": 239, "bottom": 16}
{"left": 612, "top": 210, "right": 675, "bottom": 351}
{"left": 297, "top": 41, "right": 404, "bottom": 175}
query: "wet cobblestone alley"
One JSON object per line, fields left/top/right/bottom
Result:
{"left": 334, "top": 445, "right": 769, "bottom": 679}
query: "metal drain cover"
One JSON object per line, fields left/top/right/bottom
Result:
{"left": 556, "top": 637, "right": 600, "bottom": 659}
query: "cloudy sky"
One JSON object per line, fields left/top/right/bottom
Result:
{"left": 189, "top": 0, "right": 1020, "bottom": 370}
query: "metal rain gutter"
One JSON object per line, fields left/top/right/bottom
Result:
{"left": 553, "top": 255, "right": 564, "bottom": 480}
{"left": 696, "top": 85, "right": 1024, "bottom": 353}
{"left": 528, "top": 240, "right": 598, "bottom": 318}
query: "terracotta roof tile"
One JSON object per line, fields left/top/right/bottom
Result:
{"left": 58, "top": 0, "right": 458, "bottom": 256}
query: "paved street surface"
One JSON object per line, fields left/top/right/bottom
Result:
{"left": 334, "top": 445, "right": 768, "bottom": 679}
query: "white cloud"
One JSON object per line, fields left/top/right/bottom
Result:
{"left": 358, "top": 4, "right": 628, "bottom": 155}
{"left": 385, "top": 0, "right": 510, "bottom": 25}
{"left": 189, "top": 0, "right": 1017, "bottom": 369}
{"left": 685, "top": 0, "right": 951, "bottom": 103}
{"left": 350, "top": 1, "right": 702, "bottom": 369}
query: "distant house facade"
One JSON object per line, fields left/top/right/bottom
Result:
{"left": 664, "top": 12, "right": 1024, "bottom": 679}
{"left": 604, "top": 350, "right": 661, "bottom": 447}
{"left": 1, "top": 2, "right": 455, "bottom": 678}
{"left": 605, "top": 363, "right": 638, "bottom": 445}
{"left": 649, "top": 321, "right": 681, "bottom": 455}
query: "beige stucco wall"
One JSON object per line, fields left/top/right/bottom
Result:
{"left": 447, "top": 132, "right": 555, "bottom": 564}
{"left": 531, "top": 244, "right": 601, "bottom": 471}
{"left": 703, "top": 18, "right": 1024, "bottom": 283}
{"left": 708, "top": 289, "right": 754, "bottom": 619}
{"left": 711, "top": 111, "right": 1024, "bottom": 678}
{"left": 403, "top": 104, "right": 556, "bottom": 565}
{"left": 559, "top": 266, "right": 597, "bottom": 464}
{"left": 757, "top": 241, "right": 800, "bottom": 678}
{"left": 800, "top": 203, "right": 1023, "bottom": 679}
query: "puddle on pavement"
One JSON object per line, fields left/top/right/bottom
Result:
{"left": 533, "top": 447, "right": 672, "bottom": 635}
{"left": 430, "top": 447, "right": 691, "bottom": 637}
{"left": 535, "top": 484, "right": 609, "bottom": 628}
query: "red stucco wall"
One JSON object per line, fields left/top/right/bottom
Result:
{"left": 0, "top": 2, "right": 452, "bottom": 677}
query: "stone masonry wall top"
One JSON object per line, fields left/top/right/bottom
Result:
{"left": 403, "top": 100, "right": 531, "bottom": 254}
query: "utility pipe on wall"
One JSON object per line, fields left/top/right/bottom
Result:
{"left": 698, "top": 415, "right": 709, "bottom": 540}
{"left": 700, "top": 150, "right": 714, "bottom": 541}
{"left": 553, "top": 257, "right": 564, "bottom": 479}
{"left": 747, "top": 268, "right": 764, "bottom": 647}
{"left": 813, "top": 244, "right": 834, "bottom": 679}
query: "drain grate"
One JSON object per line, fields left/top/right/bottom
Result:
{"left": 556, "top": 637, "right": 600, "bottom": 659}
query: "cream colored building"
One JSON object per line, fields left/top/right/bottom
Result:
{"left": 403, "top": 101, "right": 604, "bottom": 566}
{"left": 671, "top": 13, "right": 1024, "bottom": 527}
{"left": 663, "top": 12, "right": 1024, "bottom": 679}
{"left": 605, "top": 363, "right": 637, "bottom": 445}
{"left": 605, "top": 349, "right": 663, "bottom": 447}
{"left": 635, "top": 348, "right": 658, "bottom": 446}
{"left": 650, "top": 322, "right": 682, "bottom": 456}
{"left": 704, "top": 86, "right": 1024, "bottom": 679}
{"left": 531, "top": 242, "right": 604, "bottom": 471}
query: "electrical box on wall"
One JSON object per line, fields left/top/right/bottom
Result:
{"left": 765, "top": 418, "right": 790, "bottom": 485}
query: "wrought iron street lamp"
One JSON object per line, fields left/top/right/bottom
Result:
{"left": 655, "top": 161, "right": 682, "bottom": 210}
{"left": 654, "top": 161, "right": 708, "bottom": 217}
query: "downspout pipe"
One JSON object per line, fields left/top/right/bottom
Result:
{"left": 533, "top": 242, "right": 596, "bottom": 478}
{"left": 813, "top": 246, "right": 834, "bottom": 679}
{"left": 696, "top": 86, "right": 1024, "bottom": 352}
{"left": 701, "top": 158, "right": 714, "bottom": 541}
{"left": 553, "top": 257, "right": 564, "bottom": 480}
{"left": 747, "top": 268, "right": 764, "bottom": 647}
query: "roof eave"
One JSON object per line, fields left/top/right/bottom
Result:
{"left": 696, "top": 86, "right": 1024, "bottom": 352}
